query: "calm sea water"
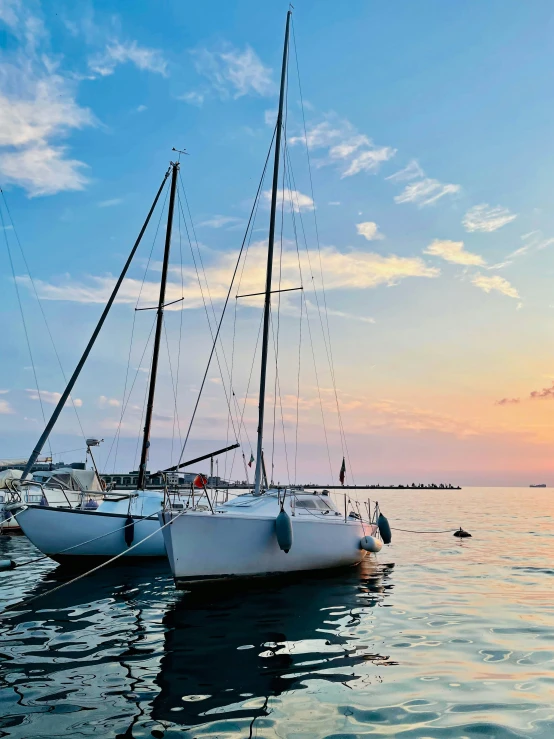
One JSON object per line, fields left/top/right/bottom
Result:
{"left": 0, "top": 487, "right": 553, "bottom": 739}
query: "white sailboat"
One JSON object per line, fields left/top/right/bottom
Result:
{"left": 0, "top": 463, "right": 103, "bottom": 533}
{"left": 15, "top": 488, "right": 166, "bottom": 562}
{"left": 160, "top": 11, "right": 388, "bottom": 586}
{"left": 12, "top": 162, "right": 216, "bottom": 562}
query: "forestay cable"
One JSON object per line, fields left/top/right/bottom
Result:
{"left": 174, "top": 128, "right": 276, "bottom": 467}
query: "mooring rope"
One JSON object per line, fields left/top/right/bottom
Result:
{"left": 9, "top": 511, "right": 160, "bottom": 570}
{"left": 390, "top": 526, "right": 463, "bottom": 534}
{"left": 1, "top": 510, "right": 185, "bottom": 615}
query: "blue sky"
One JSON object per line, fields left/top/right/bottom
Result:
{"left": 2, "top": 0, "right": 554, "bottom": 484}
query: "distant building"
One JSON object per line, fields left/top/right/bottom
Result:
{"left": 0, "top": 460, "right": 85, "bottom": 473}
{"left": 101, "top": 470, "right": 200, "bottom": 490}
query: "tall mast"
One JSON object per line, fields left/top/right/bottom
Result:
{"left": 137, "top": 162, "right": 179, "bottom": 490}
{"left": 21, "top": 167, "right": 171, "bottom": 481}
{"left": 253, "top": 10, "right": 291, "bottom": 496}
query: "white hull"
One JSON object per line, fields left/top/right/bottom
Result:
{"left": 161, "top": 499, "right": 374, "bottom": 584}
{"left": 16, "top": 505, "right": 165, "bottom": 561}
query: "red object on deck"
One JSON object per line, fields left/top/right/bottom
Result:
{"left": 193, "top": 474, "right": 208, "bottom": 489}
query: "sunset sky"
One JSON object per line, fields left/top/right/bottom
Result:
{"left": 2, "top": 0, "right": 554, "bottom": 485}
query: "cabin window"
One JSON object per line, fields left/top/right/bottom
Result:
{"left": 46, "top": 473, "right": 76, "bottom": 490}
{"left": 295, "top": 497, "right": 332, "bottom": 511}
{"left": 123, "top": 477, "right": 131, "bottom": 486}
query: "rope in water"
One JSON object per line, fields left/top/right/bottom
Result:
{"left": 1, "top": 510, "right": 185, "bottom": 615}
{"left": 391, "top": 527, "right": 462, "bottom": 534}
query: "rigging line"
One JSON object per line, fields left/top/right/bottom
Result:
{"left": 112, "top": 183, "right": 171, "bottom": 472}
{"left": 133, "top": 357, "right": 152, "bottom": 472}
{"left": 225, "top": 147, "right": 271, "bottom": 480}
{"left": 224, "top": 293, "right": 238, "bottom": 483}
{"left": 280, "top": 162, "right": 334, "bottom": 480}
{"left": 291, "top": 20, "right": 337, "bottom": 375}
{"left": 270, "top": 45, "right": 291, "bottom": 482}
{"left": 173, "top": 130, "right": 275, "bottom": 466}
{"left": 288, "top": 37, "right": 355, "bottom": 476}
{"left": 178, "top": 181, "right": 254, "bottom": 449}
{"left": 134, "top": 182, "right": 171, "bottom": 310}
{"left": 12, "top": 511, "right": 160, "bottom": 570}
{"left": 163, "top": 320, "right": 183, "bottom": 451}
{"left": 50, "top": 446, "right": 86, "bottom": 457}
{"left": 283, "top": 145, "right": 354, "bottom": 481}
{"left": 233, "top": 126, "right": 275, "bottom": 302}
{"left": 301, "top": 291, "right": 334, "bottom": 481}
{"left": 171, "top": 194, "right": 186, "bottom": 466}
{"left": 0, "top": 202, "right": 51, "bottom": 458}
{"left": 294, "top": 290, "right": 303, "bottom": 484}
{"left": 0, "top": 190, "right": 86, "bottom": 443}
{"left": 269, "top": 305, "right": 292, "bottom": 487}
{"left": 271, "top": 123, "right": 288, "bottom": 482}
{"left": 175, "top": 188, "right": 240, "bottom": 447}
{"left": 104, "top": 315, "right": 157, "bottom": 471}
{"left": 283, "top": 145, "right": 338, "bottom": 408}
{"left": 228, "top": 307, "right": 264, "bottom": 482}
{"left": 1, "top": 510, "right": 187, "bottom": 615}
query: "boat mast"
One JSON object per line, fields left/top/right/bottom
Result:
{"left": 137, "top": 162, "right": 179, "bottom": 490}
{"left": 21, "top": 167, "right": 171, "bottom": 481}
{"left": 253, "top": 10, "right": 291, "bottom": 496}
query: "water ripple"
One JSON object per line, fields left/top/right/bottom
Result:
{"left": 1, "top": 487, "right": 554, "bottom": 737}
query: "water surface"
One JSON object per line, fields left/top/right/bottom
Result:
{"left": 1, "top": 487, "right": 554, "bottom": 738}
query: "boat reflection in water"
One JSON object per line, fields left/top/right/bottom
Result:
{"left": 0, "top": 541, "right": 393, "bottom": 739}
{"left": 152, "top": 558, "right": 395, "bottom": 733}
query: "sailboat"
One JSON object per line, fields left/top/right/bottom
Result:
{"left": 0, "top": 456, "right": 103, "bottom": 532}
{"left": 160, "top": 11, "right": 386, "bottom": 586}
{"left": 11, "top": 162, "right": 211, "bottom": 561}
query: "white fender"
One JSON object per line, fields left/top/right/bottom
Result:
{"left": 360, "top": 535, "right": 382, "bottom": 553}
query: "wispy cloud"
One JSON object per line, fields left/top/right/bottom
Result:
{"left": 197, "top": 214, "right": 245, "bottom": 229}
{"left": 365, "top": 399, "right": 481, "bottom": 438}
{"left": 343, "top": 148, "right": 396, "bottom": 177}
{"left": 463, "top": 204, "right": 517, "bottom": 233}
{"left": 306, "top": 301, "right": 375, "bottom": 324}
{"left": 386, "top": 159, "right": 424, "bottom": 182}
{"left": 0, "top": 398, "right": 14, "bottom": 414}
{"left": 98, "top": 395, "right": 120, "bottom": 407}
{"left": 507, "top": 231, "right": 554, "bottom": 261}
{"left": 497, "top": 382, "right": 554, "bottom": 404}
{"left": 189, "top": 43, "right": 273, "bottom": 101}
{"left": 26, "top": 388, "right": 83, "bottom": 406}
{"left": 387, "top": 158, "right": 460, "bottom": 208}
{"left": 0, "top": 3, "right": 96, "bottom": 196}
{"left": 19, "top": 242, "right": 439, "bottom": 309}
{"left": 496, "top": 397, "right": 520, "bottom": 405}
{"left": 136, "top": 104, "right": 147, "bottom": 113}
{"left": 356, "top": 221, "right": 384, "bottom": 241}
{"left": 98, "top": 198, "right": 123, "bottom": 208}
{"left": 530, "top": 383, "right": 554, "bottom": 400}
{"left": 88, "top": 40, "right": 168, "bottom": 77}
{"left": 471, "top": 273, "right": 519, "bottom": 299}
{"left": 0, "top": 0, "right": 19, "bottom": 27}
{"left": 178, "top": 90, "right": 205, "bottom": 107}
{"left": 289, "top": 115, "right": 395, "bottom": 178}
{"left": 424, "top": 239, "right": 484, "bottom": 266}
{"left": 263, "top": 188, "right": 314, "bottom": 213}
{"left": 394, "top": 178, "right": 460, "bottom": 207}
